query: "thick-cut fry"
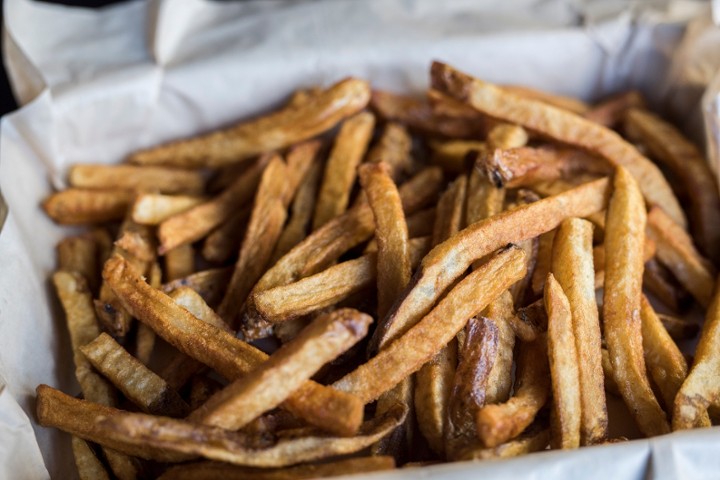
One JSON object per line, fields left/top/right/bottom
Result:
{"left": 189, "top": 309, "right": 370, "bottom": 430}
{"left": 104, "top": 255, "right": 363, "bottom": 436}
{"left": 334, "top": 245, "right": 527, "bottom": 403}
{"left": 80, "top": 333, "right": 189, "bottom": 417}
{"left": 625, "top": 108, "right": 720, "bottom": 263}
{"left": 43, "top": 188, "right": 135, "bottom": 225}
{"left": 475, "top": 339, "right": 550, "bottom": 447}
{"left": 603, "top": 167, "right": 669, "bottom": 436}
{"left": 431, "top": 61, "right": 686, "bottom": 227}
{"left": 657, "top": 313, "right": 699, "bottom": 341}
{"left": 552, "top": 218, "right": 607, "bottom": 445}
{"left": 57, "top": 234, "right": 100, "bottom": 294}
{"left": 129, "top": 78, "right": 370, "bottom": 168}
{"left": 371, "top": 177, "right": 610, "bottom": 352}
{"left": 646, "top": 206, "right": 715, "bottom": 308}
{"left": 158, "top": 456, "right": 396, "bottom": 480}
{"left": 71, "top": 437, "right": 111, "bottom": 480}
{"left": 162, "top": 267, "right": 232, "bottom": 307}
{"left": 158, "top": 154, "right": 270, "bottom": 253}
{"left": 70, "top": 164, "right": 205, "bottom": 194}
{"left": 545, "top": 274, "right": 581, "bottom": 449}
{"left": 673, "top": 279, "right": 720, "bottom": 430}
{"left": 313, "top": 112, "right": 375, "bottom": 229}
{"left": 640, "top": 296, "right": 688, "bottom": 411}
{"left": 584, "top": 90, "right": 645, "bottom": 127}
{"left": 430, "top": 140, "right": 486, "bottom": 174}
{"left": 502, "top": 85, "right": 589, "bottom": 114}
{"left": 366, "top": 122, "right": 412, "bottom": 180}
{"left": 131, "top": 194, "right": 204, "bottom": 225}
{"left": 202, "top": 206, "right": 251, "bottom": 263}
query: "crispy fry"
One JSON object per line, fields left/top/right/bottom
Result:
{"left": 129, "top": 78, "right": 370, "bottom": 168}
{"left": 71, "top": 437, "right": 111, "bottom": 480}
{"left": 483, "top": 291, "right": 516, "bottom": 404}
{"left": 431, "top": 61, "right": 686, "bottom": 227}
{"left": 603, "top": 167, "right": 669, "bottom": 436}
{"left": 366, "top": 122, "right": 412, "bottom": 180}
{"left": 507, "top": 312, "right": 541, "bottom": 343}
{"left": 545, "top": 274, "right": 582, "bottom": 449}
{"left": 334, "top": 245, "right": 527, "bottom": 403}
{"left": 507, "top": 192, "right": 540, "bottom": 305}
{"left": 164, "top": 244, "right": 195, "bottom": 282}
{"left": 69, "top": 164, "right": 205, "bottom": 194}
{"left": 657, "top": 313, "right": 699, "bottom": 342}
{"left": 430, "top": 140, "right": 486, "bottom": 174}
{"left": 475, "top": 339, "right": 550, "bottom": 448}
{"left": 593, "top": 238, "right": 656, "bottom": 279}
{"left": 371, "top": 177, "right": 610, "bottom": 352}
{"left": 104, "top": 255, "right": 363, "bottom": 436}
{"left": 43, "top": 188, "right": 135, "bottom": 225}
{"left": 57, "top": 234, "right": 100, "bottom": 294}
{"left": 135, "top": 261, "right": 162, "bottom": 365}
{"left": 80, "top": 333, "right": 189, "bottom": 417}
{"left": 189, "top": 309, "right": 370, "bottom": 430}
{"left": 646, "top": 206, "right": 716, "bottom": 308}
{"left": 553, "top": 219, "right": 607, "bottom": 444}
{"left": 202, "top": 206, "right": 251, "bottom": 263}
{"left": 313, "top": 112, "right": 375, "bottom": 229}
{"left": 158, "top": 154, "right": 270, "bottom": 253}
{"left": 673, "top": 279, "right": 720, "bottom": 430}
{"left": 625, "top": 108, "right": 720, "bottom": 263}
{"left": 583, "top": 90, "right": 645, "bottom": 127}
{"left": 501, "top": 85, "right": 589, "bottom": 114}
{"left": 162, "top": 267, "right": 232, "bottom": 308}
{"left": 465, "top": 165, "right": 504, "bottom": 229}
{"left": 131, "top": 194, "right": 204, "bottom": 225}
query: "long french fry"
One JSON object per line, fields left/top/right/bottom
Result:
{"left": 131, "top": 194, "right": 204, "bottom": 225}
{"left": 431, "top": 61, "right": 686, "bottom": 228}
{"left": 129, "top": 78, "right": 370, "bottom": 168}
{"left": 43, "top": 188, "right": 135, "bottom": 225}
{"left": 104, "top": 254, "right": 363, "bottom": 436}
{"left": 603, "top": 167, "right": 669, "bottom": 436}
{"left": 69, "top": 164, "right": 205, "bottom": 194}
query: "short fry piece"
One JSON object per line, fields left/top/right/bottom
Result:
{"left": 43, "top": 189, "right": 134, "bottom": 225}
{"left": 131, "top": 194, "right": 203, "bottom": 225}
{"left": 70, "top": 164, "right": 204, "bottom": 194}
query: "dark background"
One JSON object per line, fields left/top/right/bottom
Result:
{"left": 0, "top": 0, "right": 124, "bottom": 116}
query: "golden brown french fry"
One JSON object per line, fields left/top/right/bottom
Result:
{"left": 334, "top": 245, "right": 527, "bottom": 404}
{"left": 366, "top": 122, "right": 412, "bottom": 180}
{"left": 640, "top": 296, "right": 688, "bottom": 411}
{"left": 80, "top": 333, "right": 189, "bottom": 417}
{"left": 483, "top": 291, "right": 516, "bottom": 404}
{"left": 673, "top": 279, "right": 720, "bottom": 430}
{"left": 69, "top": 164, "right": 205, "bottom": 194}
{"left": 430, "top": 140, "right": 486, "bottom": 174}
{"left": 370, "top": 177, "right": 610, "bottom": 353}
{"left": 507, "top": 313, "right": 541, "bottom": 343}
{"left": 431, "top": 61, "right": 686, "bottom": 228}
{"left": 286, "top": 87, "right": 321, "bottom": 108}
{"left": 104, "top": 254, "right": 363, "bottom": 436}
{"left": 475, "top": 338, "right": 550, "bottom": 448}
{"left": 71, "top": 437, "right": 111, "bottom": 480}
{"left": 486, "top": 123, "right": 528, "bottom": 150}
{"left": 43, "top": 188, "right": 135, "bottom": 225}
{"left": 459, "top": 424, "right": 550, "bottom": 461}
{"left": 157, "top": 456, "right": 396, "bottom": 480}
{"left": 646, "top": 206, "right": 716, "bottom": 308}
{"left": 313, "top": 112, "right": 375, "bottom": 229}
{"left": 593, "top": 238, "right": 656, "bottom": 279}
{"left": 625, "top": 108, "right": 720, "bottom": 263}
{"left": 501, "top": 85, "right": 589, "bottom": 114}
{"left": 431, "top": 175, "right": 467, "bottom": 247}
{"left": 552, "top": 218, "right": 607, "bottom": 445}
{"left": 57, "top": 234, "right": 100, "bottom": 294}
{"left": 162, "top": 267, "right": 232, "bottom": 308}
{"left": 158, "top": 154, "right": 270, "bottom": 253}
{"left": 583, "top": 90, "right": 645, "bottom": 127}
{"left": 603, "top": 167, "right": 669, "bottom": 436}
{"left": 164, "top": 244, "right": 195, "bottom": 282}
{"left": 507, "top": 191, "right": 540, "bottom": 305}
{"left": 189, "top": 309, "right": 370, "bottom": 430}
{"left": 545, "top": 274, "right": 581, "bottom": 449}
{"left": 129, "top": 78, "right": 370, "bottom": 168}
{"left": 657, "top": 313, "right": 699, "bottom": 342}
{"left": 131, "top": 194, "right": 204, "bottom": 225}
{"left": 201, "top": 206, "right": 251, "bottom": 264}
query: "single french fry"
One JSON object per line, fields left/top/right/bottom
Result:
{"left": 43, "top": 188, "right": 135, "bottom": 225}
{"left": 545, "top": 274, "right": 582, "bottom": 449}
{"left": 625, "top": 108, "right": 720, "bottom": 263}
{"left": 483, "top": 291, "right": 516, "bottom": 404}
{"left": 131, "top": 194, "right": 204, "bottom": 225}
{"left": 603, "top": 167, "right": 669, "bottom": 436}
{"left": 313, "top": 112, "right": 375, "bottom": 229}
{"left": 366, "top": 122, "right": 412, "bottom": 180}
{"left": 286, "top": 86, "right": 322, "bottom": 108}
{"left": 129, "top": 78, "right": 370, "bottom": 168}
{"left": 475, "top": 339, "right": 550, "bottom": 448}
{"left": 202, "top": 206, "right": 251, "bottom": 264}
{"left": 430, "top": 140, "right": 486, "bottom": 174}
{"left": 673, "top": 279, "right": 720, "bottom": 430}
{"left": 80, "top": 333, "right": 189, "bottom": 417}
{"left": 157, "top": 154, "right": 270, "bottom": 253}
{"left": 530, "top": 230, "right": 555, "bottom": 298}
{"left": 431, "top": 61, "right": 686, "bottom": 228}
{"left": 507, "top": 191, "right": 540, "bottom": 305}
{"left": 334, "top": 245, "right": 527, "bottom": 404}
{"left": 164, "top": 244, "right": 195, "bottom": 282}
{"left": 593, "top": 238, "right": 656, "bottom": 278}
{"left": 104, "top": 255, "right": 363, "bottom": 436}
{"left": 431, "top": 175, "right": 467, "bottom": 247}
{"left": 71, "top": 436, "right": 111, "bottom": 480}
{"left": 162, "top": 267, "right": 232, "bottom": 308}
{"left": 584, "top": 90, "right": 645, "bottom": 127}
{"left": 189, "top": 309, "right": 371, "bottom": 430}
{"left": 646, "top": 206, "right": 716, "bottom": 308}
{"left": 657, "top": 313, "right": 699, "bottom": 342}
{"left": 70, "top": 164, "right": 205, "bottom": 194}
{"left": 465, "top": 165, "right": 505, "bottom": 228}
{"left": 501, "top": 85, "right": 589, "bottom": 114}
{"left": 57, "top": 234, "right": 100, "bottom": 294}
{"left": 135, "top": 261, "right": 162, "bottom": 365}
{"left": 370, "top": 177, "right": 610, "bottom": 353}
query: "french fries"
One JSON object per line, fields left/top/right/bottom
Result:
{"left": 43, "top": 188, "right": 135, "bottom": 225}
{"left": 131, "top": 193, "right": 204, "bottom": 225}
{"left": 69, "top": 164, "right": 205, "bottom": 194}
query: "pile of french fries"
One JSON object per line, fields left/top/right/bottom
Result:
{"left": 37, "top": 60, "right": 720, "bottom": 479}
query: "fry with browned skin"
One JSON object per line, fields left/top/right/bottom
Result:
{"left": 158, "top": 154, "right": 270, "bottom": 253}
{"left": 129, "top": 78, "right": 370, "bottom": 168}
{"left": 646, "top": 206, "right": 716, "bottom": 308}
{"left": 132, "top": 194, "right": 204, "bottom": 225}
{"left": 431, "top": 61, "right": 686, "bottom": 228}
{"left": 483, "top": 291, "right": 516, "bottom": 405}
{"left": 625, "top": 108, "right": 720, "bottom": 263}
{"left": 43, "top": 189, "right": 135, "bottom": 225}
{"left": 313, "top": 112, "right": 375, "bottom": 229}
{"left": 475, "top": 339, "right": 550, "bottom": 447}
{"left": 545, "top": 274, "right": 581, "bottom": 449}
{"left": 501, "top": 85, "right": 589, "bottom": 114}
{"left": 70, "top": 164, "right": 205, "bottom": 194}
{"left": 553, "top": 218, "right": 607, "bottom": 445}
{"left": 366, "top": 122, "right": 412, "bottom": 180}
{"left": 104, "top": 255, "right": 363, "bottom": 436}
{"left": 673, "top": 279, "right": 720, "bottom": 430}
{"left": 334, "top": 245, "right": 527, "bottom": 404}
{"left": 603, "top": 167, "right": 669, "bottom": 436}
{"left": 584, "top": 90, "right": 645, "bottom": 127}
